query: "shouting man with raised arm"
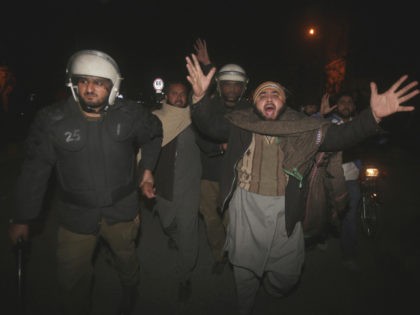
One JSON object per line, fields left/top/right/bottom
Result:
{"left": 186, "top": 53, "right": 418, "bottom": 315}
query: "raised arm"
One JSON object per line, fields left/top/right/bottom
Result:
{"left": 370, "top": 75, "right": 418, "bottom": 122}
{"left": 193, "top": 38, "right": 211, "bottom": 66}
{"left": 319, "top": 92, "right": 337, "bottom": 117}
{"left": 186, "top": 54, "right": 216, "bottom": 103}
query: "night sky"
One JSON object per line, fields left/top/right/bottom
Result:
{"left": 2, "top": 0, "right": 419, "bottom": 110}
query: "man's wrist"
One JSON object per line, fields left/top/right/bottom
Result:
{"left": 371, "top": 109, "right": 382, "bottom": 123}
{"left": 192, "top": 94, "right": 205, "bottom": 104}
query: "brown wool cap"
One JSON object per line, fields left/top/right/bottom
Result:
{"left": 252, "top": 81, "right": 286, "bottom": 103}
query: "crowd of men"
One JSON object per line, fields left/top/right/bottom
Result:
{"left": 6, "top": 39, "right": 419, "bottom": 315}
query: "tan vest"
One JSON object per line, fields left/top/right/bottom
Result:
{"left": 237, "top": 134, "right": 288, "bottom": 196}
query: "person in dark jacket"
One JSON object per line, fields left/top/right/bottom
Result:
{"left": 193, "top": 39, "right": 252, "bottom": 274}
{"left": 151, "top": 80, "right": 201, "bottom": 303}
{"left": 8, "top": 50, "right": 163, "bottom": 315}
{"left": 320, "top": 91, "right": 366, "bottom": 271}
{"left": 186, "top": 53, "right": 418, "bottom": 315}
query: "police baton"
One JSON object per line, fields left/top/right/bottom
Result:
{"left": 14, "top": 237, "right": 29, "bottom": 315}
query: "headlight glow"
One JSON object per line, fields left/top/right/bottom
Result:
{"left": 365, "top": 167, "right": 379, "bottom": 178}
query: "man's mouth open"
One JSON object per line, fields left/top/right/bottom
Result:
{"left": 264, "top": 104, "right": 276, "bottom": 117}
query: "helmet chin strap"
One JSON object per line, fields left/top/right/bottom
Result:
{"left": 79, "top": 99, "right": 110, "bottom": 114}
{"left": 217, "top": 82, "right": 246, "bottom": 103}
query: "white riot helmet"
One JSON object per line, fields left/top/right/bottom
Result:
{"left": 66, "top": 50, "right": 122, "bottom": 106}
{"left": 215, "top": 64, "right": 248, "bottom": 85}
{"left": 215, "top": 64, "right": 248, "bottom": 101}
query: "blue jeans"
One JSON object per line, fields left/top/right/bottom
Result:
{"left": 340, "top": 180, "right": 361, "bottom": 260}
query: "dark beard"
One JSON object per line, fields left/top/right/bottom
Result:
{"left": 253, "top": 105, "right": 287, "bottom": 121}
{"left": 337, "top": 110, "right": 352, "bottom": 120}
{"left": 79, "top": 98, "right": 109, "bottom": 113}
{"left": 167, "top": 99, "right": 187, "bottom": 108}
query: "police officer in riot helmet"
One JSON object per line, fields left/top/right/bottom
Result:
{"left": 8, "top": 50, "right": 163, "bottom": 315}
{"left": 215, "top": 63, "right": 249, "bottom": 106}
{"left": 192, "top": 38, "right": 253, "bottom": 275}
{"left": 66, "top": 50, "right": 122, "bottom": 112}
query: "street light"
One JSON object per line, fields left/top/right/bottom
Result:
{"left": 305, "top": 26, "right": 319, "bottom": 40}
{"left": 304, "top": 22, "right": 348, "bottom": 94}
{"left": 307, "top": 27, "right": 317, "bottom": 37}
{"left": 298, "top": 24, "right": 325, "bottom": 103}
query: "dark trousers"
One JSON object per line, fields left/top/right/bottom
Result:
{"left": 199, "top": 179, "right": 228, "bottom": 262}
{"left": 56, "top": 218, "right": 140, "bottom": 315}
{"left": 340, "top": 180, "right": 361, "bottom": 260}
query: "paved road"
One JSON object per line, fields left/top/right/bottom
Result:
{"left": 1, "top": 143, "right": 419, "bottom": 315}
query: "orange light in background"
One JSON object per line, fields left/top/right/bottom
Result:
{"left": 308, "top": 27, "right": 316, "bottom": 36}
{"left": 325, "top": 58, "right": 346, "bottom": 94}
{"left": 305, "top": 25, "right": 319, "bottom": 38}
